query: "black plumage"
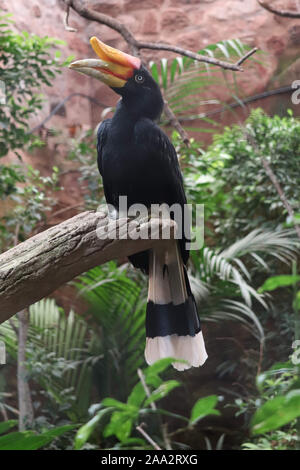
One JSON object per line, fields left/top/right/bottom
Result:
{"left": 97, "top": 65, "right": 188, "bottom": 272}
{"left": 70, "top": 40, "right": 207, "bottom": 370}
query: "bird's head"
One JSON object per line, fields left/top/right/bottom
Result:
{"left": 69, "top": 37, "right": 164, "bottom": 120}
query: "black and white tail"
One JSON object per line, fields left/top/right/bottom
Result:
{"left": 145, "top": 241, "right": 208, "bottom": 371}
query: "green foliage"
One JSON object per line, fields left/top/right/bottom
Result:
{"left": 0, "top": 299, "right": 99, "bottom": 422}
{"left": 0, "top": 164, "right": 60, "bottom": 250}
{"left": 150, "top": 39, "right": 254, "bottom": 131}
{"left": 173, "top": 134, "right": 224, "bottom": 228}
{"left": 236, "top": 361, "right": 300, "bottom": 448}
{"left": 242, "top": 429, "right": 298, "bottom": 450}
{"left": 74, "top": 264, "right": 147, "bottom": 400}
{"left": 72, "top": 228, "right": 298, "bottom": 417}
{"left": 0, "top": 15, "right": 298, "bottom": 449}
{"left": 0, "top": 419, "right": 18, "bottom": 434}
{"left": 189, "top": 395, "right": 220, "bottom": 426}
{"left": 67, "top": 128, "right": 103, "bottom": 209}
{"left": 167, "top": 138, "right": 299, "bottom": 350}
{"left": 74, "top": 407, "right": 113, "bottom": 450}
{"left": 0, "top": 423, "right": 76, "bottom": 450}
{"left": 0, "top": 164, "right": 24, "bottom": 198}
{"left": 150, "top": 39, "right": 250, "bottom": 90}
{"left": 0, "top": 14, "right": 71, "bottom": 158}
{"left": 251, "top": 391, "right": 300, "bottom": 435}
{"left": 74, "top": 359, "right": 220, "bottom": 450}
{"left": 190, "top": 228, "right": 298, "bottom": 342}
{"left": 0, "top": 13, "right": 70, "bottom": 220}
{"left": 259, "top": 275, "right": 300, "bottom": 293}
{"left": 205, "top": 109, "right": 300, "bottom": 239}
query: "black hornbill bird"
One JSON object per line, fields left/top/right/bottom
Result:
{"left": 69, "top": 37, "right": 207, "bottom": 370}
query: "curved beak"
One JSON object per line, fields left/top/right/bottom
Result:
{"left": 69, "top": 36, "right": 141, "bottom": 88}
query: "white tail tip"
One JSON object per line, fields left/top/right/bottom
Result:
{"left": 145, "top": 331, "right": 208, "bottom": 371}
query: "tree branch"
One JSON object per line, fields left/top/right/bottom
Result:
{"left": 136, "top": 424, "right": 162, "bottom": 450}
{"left": 245, "top": 131, "right": 300, "bottom": 240}
{"left": 163, "top": 100, "right": 189, "bottom": 145}
{"left": 67, "top": 0, "right": 256, "bottom": 71}
{"left": 261, "top": 157, "right": 300, "bottom": 239}
{"left": 63, "top": 0, "right": 77, "bottom": 32}
{"left": 29, "top": 92, "right": 108, "bottom": 134}
{"left": 65, "top": 0, "right": 257, "bottom": 144}
{"left": 138, "top": 41, "right": 258, "bottom": 72}
{"left": 0, "top": 211, "right": 176, "bottom": 324}
{"left": 258, "top": 0, "right": 300, "bottom": 17}
{"left": 67, "top": 0, "right": 139, "bottom": 54}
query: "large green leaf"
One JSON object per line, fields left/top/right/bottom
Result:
{"left": 189, "top": 395, "right": 220, "bottom": 425}
{"left": 144, "top": 380, "right": 180, "bottom": 406}
{"left": 144, "top": 357, "right": 181, "bottom": 377}
{"left": 127, "top": 382, "right": 146, "bottom": 408}
{"left": 103, "top": 410, "right": 137, "bottom": 443}
{"left": 0, "top": 420, "right": 17, "bottom": 435}
{"left": 0, "top": 424, "right": 75, "bottom": 450}
{"left": 74, "top": 408, "right": 113, "bottom": 450}
{"left": 251, "top": 390, "right": 300, "bottom": 435}
{"left": 102, "top": 398, "right": 133, "bottom": 411}
{"left": 258, "top": 275, "right": 300, "bottom": 293}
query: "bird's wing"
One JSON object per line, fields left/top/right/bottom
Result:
{"left": 96, "top": 119, "right": 111, "bottom": 176}
{"left": 134, "top": 119, "right": 189, "bottom": 264}
{"left": 134, "top": 118, "right": 187, "bottom": 207}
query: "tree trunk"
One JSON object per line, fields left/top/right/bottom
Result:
{"left": 17, "top": 309, "right": 34, "bottom": 430}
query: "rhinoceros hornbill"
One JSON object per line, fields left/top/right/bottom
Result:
{"left": 69, "top": 37, "right": 207, "bottom": 370}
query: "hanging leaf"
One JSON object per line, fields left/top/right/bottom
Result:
{"left": 74, "top": 408, "right": 113, "bottom": 450}
{"left": 144, "top": 380, "right": 180, "bottom": 406}
{"left": 189, "top": 395, "right": 220, "bottom": 425}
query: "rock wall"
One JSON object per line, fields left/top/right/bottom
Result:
{"left": 1, "top": 0, "right": 300, "bottom": 136}
{"left": 1, "top": 0, "right": 300, "bottom": 239}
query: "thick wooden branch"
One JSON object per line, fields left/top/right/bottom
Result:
{"left": 68, "top": 0, "right": 139, "bottom": 54}
{"left": 0, "top": 211, "right": 176, "bottom": 324}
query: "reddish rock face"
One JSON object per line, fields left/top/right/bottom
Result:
{"left": 141, "top": 11, "right": 159, "bottom": 35}
{"left": 1, "top": 0, "right": 299, "bottom": 147}
{"left": 87, "top": 0, "right": 124, "bottom": 16}
{"left": 288, "top": 25, "right": 300, "bottom": 46}
{"left": 266, "top": 36, "right": 286, "bottom": 56}
{"left": 170, "top": 0, "right": 214, "bottom": 5}
{"left": 161, "top": 8, "right": 190, "bottom": 32}
{"left": 0, "top": 0, "right": 8, "bottom": 10}
{"left": 31, "top": 4, "right": 41, "bottom": 18}
{"left": 123, "top": 0, "right": 162, "bottom": 11}
{"left": 68, "top": 35, "right": 90, "bottom": 54}
{"left": 180, "top": 31, "right": 203, "bottom": 50}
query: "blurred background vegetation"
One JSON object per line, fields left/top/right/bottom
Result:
{"left": 0, "top": 9, "right": 300, "bottom": 451}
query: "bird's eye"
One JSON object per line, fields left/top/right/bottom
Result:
{"left": 135, "top": 74, "right": 145, "bottom": 84}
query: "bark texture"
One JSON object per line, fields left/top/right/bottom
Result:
{"left": 0, "top": 210, "right": 176, "bottom": 323}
